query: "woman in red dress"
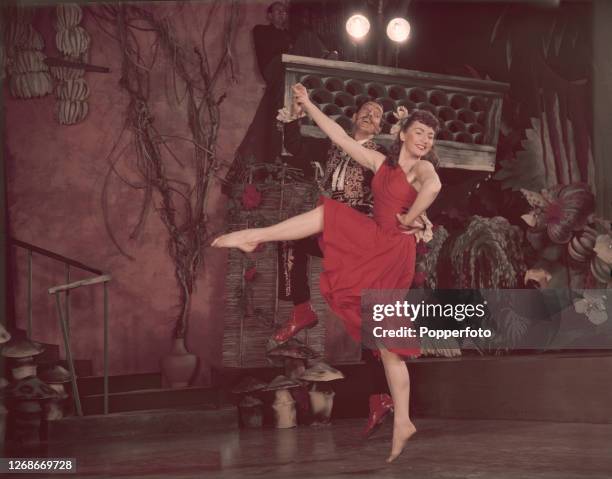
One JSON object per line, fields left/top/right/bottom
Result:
{"left": 213, "top": 83, "right": 441, "bottom": 462}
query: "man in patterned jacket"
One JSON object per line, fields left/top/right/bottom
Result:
{"left": 273, "top": 98, "right": 387, "bottom": 343}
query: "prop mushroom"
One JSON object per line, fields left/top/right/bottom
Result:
{"left": 263, "top": 375, "right": 302, "bottom": 429}
{"left": 231, "top": 376, "right": 267, "bottom": 428}
{"left": 0, "top": 322, "right": 10, "bottom": 344}
{"left": 1, "top": 337, "right": 45, "bottom": 380}
{"left": 5, "top": 376, "right": 59, "bottom": 446}
{"left": 0, "top": 324, "right": 9, "bottom": 449}
{"left": 267, "top": 338, "right": 318, "bottom": 380}
{"left": 39, "top": 366, "right": 71, "bottom": 420}
{"left": 300, "top": 362, "right": 344, "bottom": 426}
{"left": 0, "top": 377, "right": 8, "bottom": 451}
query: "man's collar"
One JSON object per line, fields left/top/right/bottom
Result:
{"left": 354, "top": 136, "right": 375, "bottom": 145}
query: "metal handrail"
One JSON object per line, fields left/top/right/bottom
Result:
{"left": 11, "top": 238, "right": 103, "bottom": 275}
{"left": 48, "top": 274, "right": 112, "bottom": 294}
{"left": 9, "top": 237, "right": 111, "bottom": 416}
{"left": 49, "top": 276, "right": 111, "bottom": 417}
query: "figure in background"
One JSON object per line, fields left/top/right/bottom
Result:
{"left": 252, "top": 1, "right": 292, "bottom": 91}
{"left": 213, "top": 83, "right": 442, "bottom": 462}
{"left": 253, "top": 2, "right": 337, "bottom": 90}
{"left": 228, "top": 2, "right": 338, "bottom": 186}
{"left": 274, "top": 97, "right": 387, "bottom": 344}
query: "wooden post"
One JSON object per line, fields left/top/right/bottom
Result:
{"left": 377, "top": 0, "right": 384, "bottom": 66}
{"left": 27, "top": 250, "right": 32, "bottom": 338}
{"left": 55, "top": 293, "right": 83, "bottom": 416}
{"left": 594, "top": 0, "right": 612, "bottom": 218}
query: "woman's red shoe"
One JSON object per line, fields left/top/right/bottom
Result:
{"left": 272, "top": 302, "right": 318, "bottom": 344}
{"left": 362, "top": 393, "right": 394, "bottom": 438}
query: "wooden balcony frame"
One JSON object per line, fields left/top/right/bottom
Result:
{"left": 282, "top": 54, "right": 510, "bottom": 172}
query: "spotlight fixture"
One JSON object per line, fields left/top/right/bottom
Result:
{"left": 386, "top": 17, "right": 411, "bottom": 43}
{"left": 346, "top": 14, "right": 370, "bottom": 40}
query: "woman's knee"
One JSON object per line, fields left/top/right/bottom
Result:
{"left": 379, "top": 348, "right": 401, "bottom": 363}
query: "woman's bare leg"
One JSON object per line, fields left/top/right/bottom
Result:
{"left": 211, "top": 205, "right": 324, "bottom": 252}
{"left": 379, "top": 348, "right": 416, "bottom": 463}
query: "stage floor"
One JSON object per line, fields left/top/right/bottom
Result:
{"left": 39, "top": 418, "right": 612, "bottom": 478}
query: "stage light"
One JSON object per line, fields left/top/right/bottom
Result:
{"left": 346, "top": 14, "right": 370, "bottom": 40}
{"left": 386, "top": 17, "right": 411, "bottom": 43}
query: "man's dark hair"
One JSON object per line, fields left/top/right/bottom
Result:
{"left": 267, "top": 1, "right": 285, "bottom": 15}
{"left": 356, "top": 97, "right": 384, "bottom": 113}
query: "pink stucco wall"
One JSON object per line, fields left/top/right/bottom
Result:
{"left": 5, "top": 1, "right": 268, "bottom": 384}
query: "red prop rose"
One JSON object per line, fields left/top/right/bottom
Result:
{"left": 413, "top": 271, "right": 426, "bottom": 287}
{"left": 416, "top": 241, "right": 430, "bottom": 256}
{"left": 241, "top": 184, "right": 262, "bottom": 210}
{"left": 244, "top": 266, "right": 257, "bottom": 282}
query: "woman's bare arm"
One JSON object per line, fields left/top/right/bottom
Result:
{"left": 396, "top": 161, "right": 441, "bottom": 227}
{"left": 293, "top": 83, "right": 385, "bottom": 172}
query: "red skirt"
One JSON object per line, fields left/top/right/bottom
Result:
{"left": 317, "top": 196, "right": 420, "bottom": 357}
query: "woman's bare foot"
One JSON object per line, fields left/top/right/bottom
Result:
{"left": 386, "top": 420, "right": 416, "bottom": 463}
{"left": 211, "top": 230, "right": 259, "bottom": 253}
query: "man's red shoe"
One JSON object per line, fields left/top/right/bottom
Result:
{"left": 272, "top": 302, "right": 318, "bottom": 344}
{"left": 362, "top": 393, "right": 394, "bottom": 438}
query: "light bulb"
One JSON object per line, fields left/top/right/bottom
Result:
{"left": 386, "top": 17, "right": 411, "bottom": 43}
{"left": 346, "top": 14, "right": 370, "bottom": 40}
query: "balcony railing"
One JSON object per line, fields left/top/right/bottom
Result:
{"left": 282, "top": 54, "right": 509, "bottom": 172}
{"left": 10, "top": 238, "right": 111, "bottom": 416}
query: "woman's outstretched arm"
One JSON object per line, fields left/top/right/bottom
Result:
{"left": 396, "top": 161, "right": 441, "bottom": 227}
{"left": 293, "top": 83, "right": 385, "bottom": 172}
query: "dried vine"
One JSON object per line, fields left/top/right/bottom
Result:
{"left": 96, "top": 2, "right": 239, "bottom": 338}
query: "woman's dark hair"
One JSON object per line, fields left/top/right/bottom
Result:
{"left": 386, "top": 109, "right": 440, "bottom": 169}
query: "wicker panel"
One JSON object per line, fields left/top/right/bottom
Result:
{"left": 222, "top": 181, "right": 358, "bottom": 368}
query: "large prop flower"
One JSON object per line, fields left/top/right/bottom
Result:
{"left": 567, "top": 226, "right": 597, "bottom": 263}
{"left": 589, "top": 220, "right": 612, "bottom": 285}
{"left": 593, "top": 234, "right": 612, "bottom": 265}
{"left": 520, "top": 183, "right": 595, "bottom": 244}
{"left": 574, "top": 290, "right": 608, "bottom": 325}
{"left": 524, "top": 268, "right": 552, "bottom": 288}
{"left": 590, "top": 255, "right": 612, "bottom": 285}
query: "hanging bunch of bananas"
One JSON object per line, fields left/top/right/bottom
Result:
{"left": 52, "top": 3, "right": 90, "bottom": 125}
{"left": 54, "top": 77, "right": 90, "bottom": 124}
{"left": 6, "top": 8, "right": 53, "bottom": 99}
{"left": 55, "top": 4, "right": 89, "bottom": 57}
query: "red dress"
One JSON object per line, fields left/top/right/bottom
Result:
{"left": 318, "top": 161, "right": 419, "bottom": 357}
